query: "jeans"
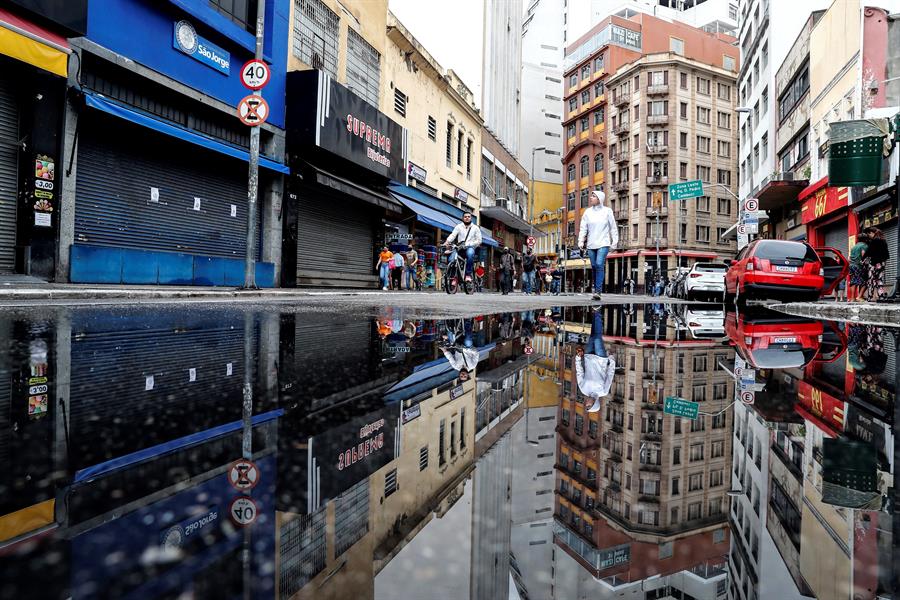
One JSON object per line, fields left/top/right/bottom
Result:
{"left": 500, "top": 269, "right": 513, "bottom": 293}
{"left": 405, "top": 266, "right": 418, "bottom": 290}
{"left": 587, "top": 247, "right": 610, "bottom": 293}
{"left": 522, "top": 270, "right": 536, "bottom": 293}
{"left": 586, "top": 309, "right": 608, "bottom": 358}
{"left": 550, "top": 279, "right": 560, "bottom": 294}
{"left": 391, "top": 267, "right": 402, "bottom": 289}
{"left": 449, "top": 247, "right": 477, "bottom": 277}
{"left": 379, "top": 263, "right": 391, "bottom": 288}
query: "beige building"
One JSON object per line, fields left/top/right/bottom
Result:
{"left": 604, "top": 53, "right": 739, "bottom": 290}
{"left": 385, "top": 12, "right": 482, "bottom": 212}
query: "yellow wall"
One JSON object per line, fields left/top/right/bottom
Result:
{"left": 809, "top": 0, "right": 860, "bottom": 141}
{"left": 384, "top": 14, "right": 482, "bottom": 208}
{"left": 531, "top": 180, "right": 563, "bottom": 218}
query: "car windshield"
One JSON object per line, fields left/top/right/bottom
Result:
{"left": 694, "top": 263, "right": 727, "bottom": 272}
{"left": 754, "top": 241, "right": 818, "bottom": 262}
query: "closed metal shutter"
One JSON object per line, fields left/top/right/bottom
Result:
{"left": 297, "top": 189, "right": 374, "bottom": 283}
{"left": 882, "top": 223, "right": 897, "bottom": 286}
{"left": 0, "top": 79, "right": 18, "bottom": 272}
{"left": 822, "top": 222, "right": 849, "bottom": 258}
{"left": 294, "top": 317, "right": 373, "bottom": 410}
{"left": 0, "top": 319, "right": 10, "bottom": 467}
{"left": 75, "top": 115, "right": 259, "bottom": 258}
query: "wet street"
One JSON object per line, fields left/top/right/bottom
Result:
{"left": 0, "top": 302, "right": 897, "bottom": 600}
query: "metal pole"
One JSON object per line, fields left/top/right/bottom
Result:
{"left": 530, "top": 150, "right": 536, "bottom": 238}
{"left": 655, "top": 211, "right": 661, "bottom": 290}
{"left": 243, "top": 0, "right": 266, "bottom": 289}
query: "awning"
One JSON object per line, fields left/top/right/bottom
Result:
{"left": 642, "top": 250, "right": 674, "bottom": 256}
{"left": 479, "top": 203, "right": 537, "bottom": 234}
{"left": 853, "top": 184, "right": 896, "bottom": 214}
{"left": 83, "top": 92, "right": 291, "bottom": 174}
{"left": 390, "top": 192, "right": 458, "bottom": 233}
{"left": 755, "top": 176, "right": 809, "bottom": 211}
{"left": 481, "top": 227, "right": 500, "bottom": 247}
{"left": 608, "top": 250, "right": 639, "bottom": 258}
{"left": 674, "top": 250, "right": 721, "bottom": 258}
{"left": 312, "top": 166, "right": 400, "bottom": 211}
{"left": 388, "top": 182, "right": 465, "bottom": 220}
{"left": 0, "top": 8, "right": 69, "bottom": 77}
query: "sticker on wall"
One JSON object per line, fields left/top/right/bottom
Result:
{"left": 230, "top": 204, "right": 237, "bottom": 217}
{"left": 193, "top": 197, "right": 201, "bottom": 211}
{"left": 34, "top": 213, "right": 51, "bottom": 227}
{"left": 29, "top": 394, "right": 48, "bottom": 417}
{"left": 34, "top": 199, "right": 52, "bottom": 213}
{"left": 226, "top": 362, "right": 233, "bottom": 376}
{"left": 35, "top": 190, "right": 53, "bottom": 199}
{"left": 145, "top": 375, "right": 155, "bottom": 391}
{"left": 151, "top": 187, "right": 160, "bottom": 203}
{"left": 35, "top": 155, "right": 54, "bottom": 181}
{"left": 189, "top": 367, "right": 197, "bottom": 382}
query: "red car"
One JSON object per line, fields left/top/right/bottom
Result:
{"left": 725, "top": 309, "right": 824, "bottom": 369}
{"left": 724, "top": 239, "right": 847, "bottom": 302}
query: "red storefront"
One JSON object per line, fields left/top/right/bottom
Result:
{"left": 799, "top": 176, "right": 858, "bottom": 260}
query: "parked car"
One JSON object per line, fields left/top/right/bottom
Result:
{"left": 724, "top": 239, "right": 847, "bottom": 302}
{"left": 724, "top": 308, "right": 824, "bottom": 369}
{"left": 682, "top": 305, "right": 726, "bottom": 339}
{"left": 684, "top": 262, "right": 727, "bottom": 300}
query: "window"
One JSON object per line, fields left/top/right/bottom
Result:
{"left": 672, "top": 477, "right": 680, "bottom": 495}
{"left": 566, "top": 192, "right": 575, "bottom": 210}
{"left": 633, "top": 134, "right": 639, "bottom": 151}
{"left": 696, "top": 77, "right": 711, "bottom": 95}
{"left": 640, "top": 479, "right": 660, "bottom": 496}
{"left": 569, "top": 97, "right": 577, "bottom": 112}
{"left": 717, "top": 83, "right": 731, "bottom": 101}
{"left": 674, "top": 419, "right": 682, "bottom": 434}
{"left": 723, "top": 55, "right": 736, "bottom": 71}
{"left": 696, "top": 165, "right": 711, "bottom": 181}
{"left": 697, "top": 136, "right": 711, "bottom": 154}
{"left": 439, "top": 419, "right": 446, "bottom": 465}
{"left": 294, "top": 0, "right": 340, "bottom": 78}
{"left": 670, "top": 37, "right": 684, "bottom": 55}
{"left": 594, "top": 81, "right": 604, "bottom": 97}
{"left": 633, "top": 163, "right": 639, "bottom": 181}
{"left": 779, "top": 65, "right": 809, "bottom": 122}
{"left": 697, "top": 195, "right": 710, "bottom": 212}
{"left": 385, "top": 468, "right": 398, "bottom": 496}
{"left": 457, "top": 131, "right": 463, "bottom": 166}
{"left": 762, "top": 132, "right": 769, "bottom": 161}
{"left": 638, "top": 510, "right": 660, "bottom": 526}
{"left": 594, "top": 153, "right": 604, "bottom": 172}
{"left": 581, "top": 65, "right": 590, "bottom": 80}
{"left": 688, "top": 472, "right": 704, "bottom": 490}
{"left": 580, "top": 189, "right": 589, "bottom": 207}
{"left": 580, "top": 156, "right": 589, "bottom": 177}
{"left": 466, "top": 140, "right": 472, "bottom": 179}
{"left": 648, "top": 100, "right": 667, "bottom": 116}
{"left": 589, "top": 420, "right": 598, "bottom": 439}
{"left": 427, "top": 116, "right": 436, "bottom": 141}
{"left": 445, "top": 122, "right": 453, "bottom": 167}
{"left": 580, "top": 116, "right": 589, "bottom": 132}
{"left": 210, "top": 0, "right": 259, "bottom": 31}
{"left": 697, "top": 106, "right": 711, "bottom": 124}
{"left": 593, "top": 109, "right": 604, "bottom": 126}
{"left": 680, "top": 72, "right": 688, "bottom": 89}
{"left": 582, "top": 90, "right": 591, "bottom": 105}
{"left": 460, "top": 407, "right": 466, "bottom": 448}
{"left": 595, "top": 55, "right": 604, "bottom": 71}
{"left": 673, "top": 447, "right": 681, "bottom": 465}
{"left": 680, "top": 102, "right": 687, "bottom": 120}
{"left": 567, "top": 164, "right": 576, "bottom": 182}
{"left": 688, "top": 502, "right": 702, "bottom": 520}
{"left": 671, "top": 507, "right": 679, "bottom": 524}
{"left": 569, "top": 74, "right": 577, "bottom": 87}
{"left": 679, "top": 132, "right": 688, "bottom": 149}
{"left": 419, "top": 446, "right": 429, "bottom": 470}
{"left": 717, "top": 169, "right": 732, "bottom": 186}
{"left": 711, "top": 441, "right": 725, "bottom": 458}
{"left": 729, "top": 3, "right": 738, "bottom": 20}
{"left": 717, "top": 140, "right": 731, "bottom": 158}
{"left": 567, "top": 124, "right": 576, "bottom": 138}
{"left": 762, "top": 87, "right": 769, "bottom": 115}
{"left": 717, "top": 197, "right": 730, "bottom": 215}
{"left": 697, "top": 225, "right": 710, "bottom": 242}
{"left": 346, "top": 29, "right": 380, "bottom": 107}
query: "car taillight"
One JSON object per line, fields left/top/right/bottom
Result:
{"left": 752, "top": 257, "right": 772, "bottom": 271}
{"left": 690, "top": 273, "right": 702, "bottom": 278}
{"left": 689, "top": 322, "right": 701, "bottom": 327}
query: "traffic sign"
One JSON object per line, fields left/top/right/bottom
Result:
{"left": 527, "top": 236, "right": 536, "bottom": 247}
{"left": 229, "top": 496, "right": 258, "bottom": 526}
{"left": 663, "top": 396, "right": 700, "bottom": 420}
{"left": 237, "top": 94, "right": 269, "bottom": 126}
{"left": 241, "top": 59, "right": 270, "bottom": 90}
{"left": 744, "top": 198, "right": 759, "bottom": 213}
{"left": 524, "top": 345, "right": 534, "bottom": 355}
{"left": 737, "top": 223, "right": 758, "bottom": 235}
{"left": 227, "top": 459, "right": 260, "bottom": 491}
{"left": 740, "top": 390, "right": 755, "bottom": 405}
{"left": 668, "top": 179, "right": 704, "bottom": 201}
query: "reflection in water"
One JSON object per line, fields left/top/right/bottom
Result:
{"left": 0, "top": 304, "right": 896, "bottom": 599}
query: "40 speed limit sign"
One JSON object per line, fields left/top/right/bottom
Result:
{"left": 240, "top": 59, "right": 270, "bottom": 90}
{"left": 229, "top": 496, "right": 258, "bottom": 527}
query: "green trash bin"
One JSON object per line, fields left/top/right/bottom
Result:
{"left": 827, "top": 119, "right": 890, "bottom": 187}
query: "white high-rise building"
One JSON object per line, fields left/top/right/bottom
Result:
{"left": 482, "top": 0, "right": 523, "bottom": 158}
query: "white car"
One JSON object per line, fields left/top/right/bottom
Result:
{"left": 684, "top": 263, "right": 727, "bottom": 300}
{"left": 684, "top": 307, "right": 726, "bottom": 339}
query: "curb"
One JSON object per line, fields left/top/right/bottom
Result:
{"left": 772, "top": 302, "right": 900, "bottom": 327}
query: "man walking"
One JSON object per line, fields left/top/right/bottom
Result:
{"left": 522, "top": 247, "right": 537, "bottom": 294}
{"left": 405, "top": 243, "right": 419, "bottom": 290}
{"left": 500, "top": 247, "right": 515, "bottom": 295}
{"left": 578, "top": 189, "right": 618, "bottom": 301}
{"left": 444, "top": 212, "right": 482, "bottom": 282}
{"left": 391, "top": 250, "right": 405, "bottom": 290}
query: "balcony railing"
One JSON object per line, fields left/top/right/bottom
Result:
{"left": 646, "top": 145, "right": 668, "bottom": 156}
{"left": 641, "top": 431, "right": 662, "bottom": 442}
{"left": 647, "top": 175, "right": 669, "bottom": 186}
{"left": 613, "top": 92, "right": 631, "bottom": 107}
{"left": 638, "top": 462, "right": 661, "bottom": 473}
{"left": 646, "top": 84, "right": 669, "bottom": 96}
{"left": 645, "top": 237, "right": 668, "bottom": 246}
{"left": 611, "top": 181, "right": 629, "bottom": 192}
{"left": 611, "top": 151, "right": 629, "bottom": 164}
{"left": 614, "top": 208, "right": 629, "bottom": 220}
{"left": 646, "top": 114, "right": 669, "bottom": 125}
{"left": 612, "top": 123, "right": 630, "bottom": 136}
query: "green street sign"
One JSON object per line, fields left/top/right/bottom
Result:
{"left": 668, "top": 179, "right": 704, "bottom": 201}
{"left": 663, "top": 396, "right": 700, "bottom": 420}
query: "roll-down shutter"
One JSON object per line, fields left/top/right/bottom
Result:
{"left": 822, "top": 222, "right": 849, "bottom": 260}
{"left": 297, "top": 191, "right": 374, "bottom": 282}
{"left": 882, "top": 223, "right": 897, "bottom": 287}
{"left": 75, "top": 115, "right": 259, "bottom": 259}
{"left": 0, "top": 79, "right": 19, "bottom": 273}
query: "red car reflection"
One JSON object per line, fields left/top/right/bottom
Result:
{"left": 725, "top": 309, "right": 824, "bottom": 369}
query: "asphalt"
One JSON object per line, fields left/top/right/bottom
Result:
{"left": 771, "top": 300, "right": 900, "bottom": 327}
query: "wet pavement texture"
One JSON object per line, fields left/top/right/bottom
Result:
{"left": 0, "top": 302, "right": 897, "bottom": 600}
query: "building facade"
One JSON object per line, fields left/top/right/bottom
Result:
{"left": 481, "top": 0, "right": 523, "bottom": 158}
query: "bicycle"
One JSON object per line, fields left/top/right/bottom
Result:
{"left": 442, "top": 244, "right": 475, "bottom": 295}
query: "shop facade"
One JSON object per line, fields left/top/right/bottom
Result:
{"left": 799, "top": 177, "right": 857, "bottom": 264}
{"left": 59, "top": 0, "right": 289, "bottom": 286}
{"left": 853, "top": 181, "right": 899, "bottom": 289}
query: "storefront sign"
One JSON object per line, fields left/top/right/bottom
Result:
{"left": 32, "top": 154, "right": 55, "bottom": 228}
{"left": 408, "top": 161, "right": 427, "bottom": 184}
{"left": 449, "top": 384, "right": 465, "bottom": 400}
{"left": 454, "top": 188, "right": 469, "bottom": 202}
{"left": 801, "top": 185, "right": 849, "bottom": 224}
{"left": 173, "top": 20, "right": 230, "bottom": 75}
{"left": 598, "top": 543, "right": 631, "bottom": 570}
{"left": 610, "top": 25, "right": 641, "bottom": 51}
{"left": 401, "top": 404, "right": 421, "bottom": 424}
{"left": 160, "top": 506, "right": 219, "bottom": 548}
{"left": 796, "top": 381, "right": 845, "bottom": 436}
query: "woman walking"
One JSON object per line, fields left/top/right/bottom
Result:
{"left": 848, "top": 232, "right": 869, "bottom": 300}
{"left": 376, "top": 247, "right": 393, "bottom": 291}
{"left": 862, "top": 227, "right": 889, "bottom": 301}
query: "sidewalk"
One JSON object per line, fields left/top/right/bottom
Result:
{"left": 774, "top": 300, "right": 900, "bottom": 327}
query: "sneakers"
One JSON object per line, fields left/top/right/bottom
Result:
{"left": 382, "top": 286, "right": 388, "bottom": 291}
{"left": 592, "top": 293, "right": 602, "bottom": 301}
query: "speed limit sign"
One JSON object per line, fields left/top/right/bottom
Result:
{"left": 229, "top": 496, "right": 258, "bottom": 526}
{"left": 241, "top": 59, "right": 270, "bottom": 90}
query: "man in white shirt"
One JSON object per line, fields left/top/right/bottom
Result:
{"left": 577, "top": 188, "right": 619, "bottom": 301}
{"left": 444, "top": 212, "right": 482, "bottom": 282}
{"left": 575, "top": 308, "right": 615, "bottom": 412}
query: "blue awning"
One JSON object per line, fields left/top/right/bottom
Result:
{"left": 390, "top": 192, "right": 459, "bottom": 233}
{"left": 83, "top": 92, "right": 290, "bottom": 174}
{"left": 388, "top": 182, "right": 466, "bottom": 220}
{"left": 481, "top": 227, "right": 499, "bottom": 248}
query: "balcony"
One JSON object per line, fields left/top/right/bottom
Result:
{"left": 613, "top": 92, "right": 631, "bottom": 107}
{"left": 639, "top": 462, "right": 661, "bottom": 473}
{"left": 646, "top": 175, "right": 669, "bottom": 186}
{"left": 642, "top": 402, "right": 663, "bottom": 412}
{"left": 638, "top": 495, "right": 661, "bottom": 504}
{"left": 646, "top": 114, "right": 669, "bottom": 126}
{"left": 611, "top": 423, "right": 623, "bottom": 433}
{"left": 614, "top": 208, "right": 629, "bottom": 221}
{"left": 611, "top": 181, "right": 629, "bottom": 193}
{"left": 641, "top": 431, "right": 662, "bottom": 442}
{"left": 646, "top": 145, "right": 668, "bottom": 156}
{"left": 611, "top": 151, "right": 628, "bottom": 164}
{"left": 612, "top": 122, "right": 630, "bottom": 136}
{"left": 646, "top": 84, "right": 669, "bottom": 96}
{"left": 645, "top": 237, "right": 668, "bottom": 246}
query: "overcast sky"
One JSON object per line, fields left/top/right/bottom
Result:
{"left": 388, "top": 0, "right": 485, "bottom": 105}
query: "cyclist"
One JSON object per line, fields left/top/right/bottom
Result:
{"left": 443, "top": 212, "right": 482, "bottom": 283}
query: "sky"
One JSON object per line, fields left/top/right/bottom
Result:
{"left": 388, "top": 0, "right": 485, "bottom": 106}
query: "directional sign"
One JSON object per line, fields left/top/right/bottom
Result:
{"left": 663, "top": 396, "right": 700, "bottom": 420}
{"left": 668, "top": 179, "right": 704, "bottom": 201}
{"left": 237, "top": 94, "right": 269, "bottom": 126}
{"left": 527, "top": 236, "right": 536, "bottom": 247}
{"left": 229, "top": 496, "right": 258, "bottom": 527}
{"left": 744, "top": 198, "right": 759, "bottom": 213}
{"left": 228, "top": 459, "right": 260, "bottom": 491}
{"left": 240, "top": 59, "right": 270, "bottom": 90}
{"left": 740, "top": 390, "right": 755, "bottom": 405}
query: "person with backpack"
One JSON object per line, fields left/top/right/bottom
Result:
{"left": 522, "top": 247, "right": 537, "bottom": 294}
{"left": 500, "top": 247, "right": 516, "bottom": 295}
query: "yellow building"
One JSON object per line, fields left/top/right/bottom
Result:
{"left": 531, "top": 180, "right": 565, "bottom": 263}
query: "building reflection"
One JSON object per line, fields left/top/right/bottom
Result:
{"left": 553, "top": 304, "right": 733, "bottom": 599}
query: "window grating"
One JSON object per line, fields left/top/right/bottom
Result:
{"left": 279, "top": 508, "right": 327, "bottom": 597}
{"left": 393, "top": 88, "right": 407, "bottom": 117}
{"left": 385, "top": 468, "right": 398, "bottom": 497}
{"left": 346, "top": 28, "right": 380, "bottom": 107}
{"left": 293, "top": 0, "right": 339, "bottom": 78}
{"left": 333, "top": 480, "right": 369, "bottom": 557}
{"left": 427, "top": 116, "right": 436, "bottom": 140}
{"left": 419, "top": 446, "right": 429, "bottom": 470}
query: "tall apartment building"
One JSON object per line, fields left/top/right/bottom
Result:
{"left": 562, "top": 13, "right": 739, "bottom": 292}
{"left": 482, "top": 0, "right": 523, "bottom": 158}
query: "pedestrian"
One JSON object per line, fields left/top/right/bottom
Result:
{"left": 500, "top": 247, "right": 515, "bottom": 295}
{"left": 522, "top": 247, "right": 537, "bottom": 294}
{"left": 849, "top": 232, "right": 870, "bottom": 301}
{"left": 550, "top": 261, "right": 562, "bottom": 295}
{"left": 417, "top": 259, "right": 427, "bottom": 290}
{"left": 862, "top": 226, "right": 889, "bottom": 301}
{"left": 577, "top": 189, "right": 619, "bottom": 301}
{"left": 391, "top": 250, "right": 405, "bottom": 290}
{"left": 575, "top": 308, "right": 616, "bottom": 412}
{"left": 376, "top": 246, "right": 393, "bottom": 291}
{"left": 474, "top": 262, "right": 485, "bottom": 293}
{"left": 405, "top": 243, "right": 420, "bottom": 290}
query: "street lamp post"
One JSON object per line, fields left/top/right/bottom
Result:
{"left": 530, "top": 146, "right": 546, "bottom": 238}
